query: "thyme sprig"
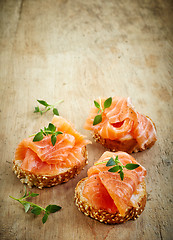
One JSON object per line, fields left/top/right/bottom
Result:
{"left": 9, "top": 186, "right": 61, "bottom": 224}
{"left": 93, "top": 97, "right": 112, "bottom": 125}
{"left": 31, "top": 123, "right": 63, "bottom": 146}
{"left": 34, "top": 99, "right": 63, "bottom": 116}
{"left": 95, "top": 156, "right": 140, "bottom": 180}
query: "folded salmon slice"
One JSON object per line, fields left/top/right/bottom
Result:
{"left": 15, "top": 116, "right": 91, "bottom": 175}
{"left": 83, "top": 174, "right": 118, "bottom": 213}
{"left": 83, "top": 151, "right": 146, "bottom": 216}
{"left": 84, "top": 96, "right": 157, "bottom": 150}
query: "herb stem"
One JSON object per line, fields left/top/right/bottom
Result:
{"left": 29, "top": 130, "right": 58, "bottom": 138}
{"left": 53, "top": 100, "right": 64, "bottom": 106}
{"left": 9, "top": 195, "right": 19, "bottom": 201}
{"left": 94, "top": 161, "right": 108, "bottom": 165}
{"left": 21, "top": 201, "right": 46, "bottom": 212}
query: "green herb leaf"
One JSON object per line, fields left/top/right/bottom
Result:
{"left": 53, "top": 108, "right": 59, "bottom": 116}
{"left": 37, "top": 100, "right": 49, "bottom": 107}
{"left": 22, "top": 186, "right": 27, "bottom": 198}
{"left": 120, "top": 171, "right": 124, "bottom": 180}
{"left": 93, "top": 114, "right": 102, "bottom": 125}
{"left": 31, "top": 206, "right": 42, "bottom": 215}
{"left": 106, "top": 157, "right": 115, "bottom": 166}
{"left": 108, "top": 166, "right": 120, "bottom": 172}
{"left": 125, "top": 163, "right": 140, "bottom": 170}
{"left": 55, "top": 131, "right": 63, "bottom": 137}
{"left": 48, "top": 123, "right": 56, "bottom": 132}
{"left": 42, "top": 213, "right": 49, "bottom": 224}
{"left": 23, "top": 202, "right": 30, "bottom": 213}
{"left": 93, "top": 97, "right": 112, "bottom": 126}
{"left": 94, "top": 101, "right": 100, "bottom": 109}
{"left": 46, "top": 205, "right": 62, "bottom": 213}
{"left": 51, "top": 135, "right": 57, "bottom": 146}
{"left": 30, "top": 193, "right": 39, "bottom": 197}
{"left": 114, "top": 155, "right": 119, "bottom": 163}
{"left": 34, "top": 107, "right": 40, "bottom": 113}
{"left": 104, "top": 97, "right": 112, "bottom": 109}
{"left": 33, "top": 132, "right": 43, "bottom": 142}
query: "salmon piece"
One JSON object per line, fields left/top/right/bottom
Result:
{"left": 84, "top": 96, "right": 157, "bottom": 151}
{"left": 20, "top": 148, "right": 61, "bottom": 175}
{"left": 16, "top": 134, "right": 75, "bottom": 165}
{"left": 133, "top": 113, "right": 157, "bottom": 150}
{"left": 83, "top": 151, "right": 146, "bottom": 215}
{"left": 99, "top": 171, "right": 139, "bottom": 216}
{"left": 82, "top": 174, "right": 118, "bottom": 213}
{"left": 15, "top": 116, "right": 91, "bottom": 175}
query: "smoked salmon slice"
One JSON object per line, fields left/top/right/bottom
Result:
{"left": 84, "top": 97, "right": 157, "bottom": 152}
{"left": 14, "top": 116, "right": 91, "bottom": 176}
{"left": 82, "top": 174, "right": 118, "bottom": 213}
{"left": 83, "top": 151, "right": 146, "bottom": 216}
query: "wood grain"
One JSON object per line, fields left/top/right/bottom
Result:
{"left": 0, "top": 0, "right": 172, "bottom": 239}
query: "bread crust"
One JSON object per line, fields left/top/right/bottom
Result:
{"left": 75, "top": 178, "right": 147, "bottom": 224}
{"left": 93, "top": 132, "right": 140, "bottom": 153}
{"left": 13, "top": 147, "right": 88, "bottom": 189}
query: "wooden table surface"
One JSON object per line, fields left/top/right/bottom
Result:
{"left": 0, "top": 0, "right": 172, "bottom": 239}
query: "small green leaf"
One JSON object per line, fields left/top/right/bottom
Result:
{"left": 104, "top": 97, "right": 112, "bottom": 109}
{"left": 48, "top": 123, "right": 56, "bottom": 132}
{"left": 31, "top": 206, "right": 42, "bottom": 215}
{"left": 23, "top": 202, "right": 30, "bottom": 213}
{"left": 108, "top": 166, "right": 120, "bottom": 173}
{"left": 33, "top": 132, "right": 43, "bottom": 142}
{"left": 94, "top": 100, "right": 100, "bottom": 109}
{"left": 106, "top": 157, "right": 115, "bottom": 166}
{"left": 120, "top": 171, "right": 124, "bottom": 180}
{"left": 93, "top": 114, "right": 102, "bottom": 125}
{"left": 51, "top": 135, "right": 57, "bottom": 146}
{"left": 46, "top": 205, "right": 62, "bottom": 213}
{"left": 34, "top": 107, "right": 40, "bottom": 113}
{"left": 53, "top": 108, "right": 59, "bottom": 116}
{"left": 22, "top": 186, "right": 27, "bottom": 198}
{"left": 37, "top": 100, "right": 49, "bottom": 107}
{"left": 114, "top": 155, "right": 119, "bottom": 163}
{"left": 42, "top": 213, "right": 49, "bottom": 224}
{"left": 30, "top": 193, "right": 39, "bottom": 197}
{"left": 125, "top": 163, "right": 140, "bottom": 170}
{"left": 55, "top": 131, "right": 63, "bottom": 137}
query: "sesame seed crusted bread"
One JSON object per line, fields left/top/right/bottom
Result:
{"left": 93, "top": 133, "right": 140, "bottom": 153}
{"left": 13, "top": 147, "right": 88, "bottom": 189}
{"left": 75, "top": 178, "right": 147, "bottom": 224}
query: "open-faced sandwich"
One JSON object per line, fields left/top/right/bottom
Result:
{"left": 84, "top": 96, "right": 157, "bottom": 153}
{"left": 75, "top": 151, "right": 147, "bottom": 224}
{"left": 13, "top": 116, "right": 91, "bottom": 189}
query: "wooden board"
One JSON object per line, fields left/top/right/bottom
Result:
{"left": 0, "top": 0, "right": 172, "bottom": 239}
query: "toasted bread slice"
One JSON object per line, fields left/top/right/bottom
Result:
{"left": 13, "top": 147, "right": 88, "bottom": 189}
{"left": 75, "top": 178, "right": 147, "bottom": 224}
{"left": 93, "top": 132, "right": 139, "bottom": 153}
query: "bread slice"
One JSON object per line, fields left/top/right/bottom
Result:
{"left": 93, "top": 132, "right": 140, "bottom": 153}
{"left": 13, "top": 147, "right": 88, "bottom": 189}
{"left": 75, "top": 178, "right": 147, "bottom": 224}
